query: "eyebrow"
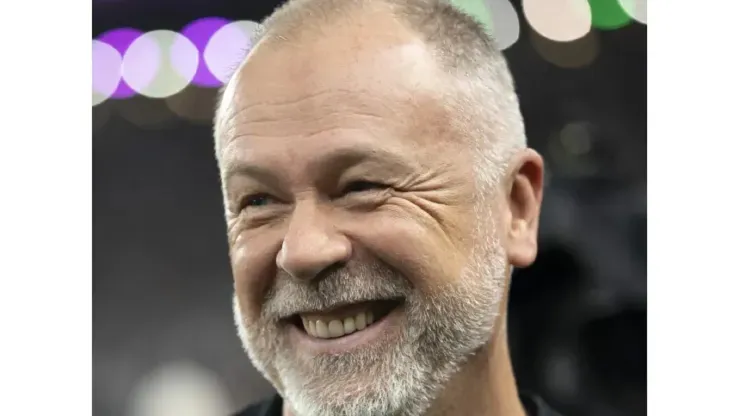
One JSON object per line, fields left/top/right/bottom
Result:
{"left": 222, "top": 145, "right": 416, "bottom": 185}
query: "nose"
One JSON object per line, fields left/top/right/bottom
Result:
{"left": 276, "top": 202, "right": 352, "bottom": 281}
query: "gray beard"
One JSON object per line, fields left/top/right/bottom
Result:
{"left": 233, "top": 229, "right": 507, "bottom": 416}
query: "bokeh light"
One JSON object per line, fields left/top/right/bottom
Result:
{"left": 618, "top": 0, "right": 647, "bottom": 24}
{"left": 116, "top": 95, "right": 176, "bottom": 129}
{"left": 544, "top": 348, "right": 580, "bottom": 402}
{"left": 92, "top": 40, "right": 123, "bottom": 106}
{"left": 530, "top": 28, "right": 600, "bottom": 69}
{"left": 122, "top": 30, "right": 199, "bottom": 98}
{"left": 90, "top": 9, "right": 630, "bottom": 122}
{"left": 97, "top": 28, "right": 143, "bottom": 99}
{"left": 560, "top": 121, "right": 593, "bottom": 156}
{"left": 484, "top": 0, "right": 520, "bottom": 50}
{"left": 126, "top": 361, "right": 232, "bottom": 416}
{"left": 204, "top": 20, "right": 260, "bottom": 84}
{"left": 166, "top": 85, "right": 218, "bottom": 125}
{"left": 449, "top": 0, "right": 496, "bottom": 36}
{"left": 549, "top": 121, "right": 599, "bottom": 178}
{"left": 180, "top": 17, "right": 231, "bottom": 87}
{"left": 92, "top": 101, "right": 113, "bottom": 133}
{"left": 588, "top": 0, "right": 631, "bottom": 30}
{"left": 523, "top": 0, "right": 592, "bottom": 42}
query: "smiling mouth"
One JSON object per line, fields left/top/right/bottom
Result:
{"left": 288, "top": 299, "right": 403, "bottom": 339}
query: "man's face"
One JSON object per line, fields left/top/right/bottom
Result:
{"left": 219, "top": 19, "right": 513, "bottom": 416}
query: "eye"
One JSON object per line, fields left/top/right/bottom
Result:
{"left": 341, "top": 181, "right": 387, "bottom": 195}
{"left": 240, "top": 193, "right": 275, "bottom": 210}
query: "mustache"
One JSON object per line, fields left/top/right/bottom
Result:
{"left": 262, "top": 260, "right": 413, "bottom": 320}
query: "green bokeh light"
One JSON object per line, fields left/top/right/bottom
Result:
{"left": 588, "top": 0, "right": 632, "bottom": 30}
{"left": 449, "top": 0, "right": 495, "bottom": 35}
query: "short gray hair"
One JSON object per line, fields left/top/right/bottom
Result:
{"left": 215, "top": 0, "right": 526, "bottom": 193}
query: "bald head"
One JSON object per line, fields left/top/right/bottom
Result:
{"left": 215, "top": 0, "right": 526, "bottom": 192}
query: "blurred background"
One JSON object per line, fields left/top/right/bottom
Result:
{"left": 92, "top": 0, "right": 646, "bottom": 415}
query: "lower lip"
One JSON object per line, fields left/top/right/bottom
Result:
{"left": 287, "top": 306, "right": 403, "bottom": 355}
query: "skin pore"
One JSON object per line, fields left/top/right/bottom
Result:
{"left": 217, "top": 5, "right": 544, "bottom": 416}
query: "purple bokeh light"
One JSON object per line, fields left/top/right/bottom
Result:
{"left": 180, "top": 17, "right": 230, "bottom": 87}
{"left": 97, "top": 28, "right": 143, "bottom": 99}
{"left": 122, "top": 33, "right": 161, "bottom": 96}
{"left": 170, "top": 34, "right": 200, "bottom": 87}
{"left": 122, "top": 30, "right": 199, "bottom": 98}
{"left": 204, "top": 21, "right": 260, "bottom": 84}
{"left": 92, "top": 40, "right": 122, "bottom": 105}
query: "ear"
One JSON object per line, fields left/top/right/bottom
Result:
{"left": 504, "top": 148, "right": 544, "bottom": 268}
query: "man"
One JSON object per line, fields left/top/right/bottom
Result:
{"left": 214, "top": 0, "right": 558, "bottom": 414}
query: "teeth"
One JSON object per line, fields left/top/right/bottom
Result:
{"left": 355, "top": 312, "right": 366, "bottom": 330}
{"left": 343, "top": 317, "right": 356, "bottom": 334}
{"left": 328, "top": 320, "right": 344, "bottom": 337}
{"left": 302, "top": 310, "right": 377, "bottom": 339}
{"left": 315, "top": 320, "right": 329, "bottom": 338}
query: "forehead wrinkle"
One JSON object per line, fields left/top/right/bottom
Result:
{"left": 219, "top": 89, "right": 414, "bottom": 161}
{"left": 221, "top": 130, "right": 423, "bottom": 190}
{"left": 232, "top": 89, "right": 391, "bottom": 126}
{"left": 218, "top": 97, "right": 465, "bottom": 186}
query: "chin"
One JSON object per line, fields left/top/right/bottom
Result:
{"left": 279, "top": 363, "right": 432, "bottom": 416}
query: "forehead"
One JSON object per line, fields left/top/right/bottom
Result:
{"left": 228, "top": 7, "right": 437, "bottom": 102}
{"left": 227, "top": 36, "right": 442, "bottom": 115}
{"left": 217, "top": 17, "right": 462, "bottom": 172}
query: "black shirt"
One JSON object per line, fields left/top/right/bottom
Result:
{"left": 233, "top": 392, "right": 563, "bottom": 416}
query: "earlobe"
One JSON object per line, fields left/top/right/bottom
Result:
{"left": 505, "top": 149, "right": 544, "bottom": 268}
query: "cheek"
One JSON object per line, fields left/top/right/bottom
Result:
{"left": 356, "top": 207, "right": 473, "bottom": 294}
{"left": 230, "top": 228, "right": 283, "bottom": 321}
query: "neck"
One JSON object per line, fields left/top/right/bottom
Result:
{"left": 425, "top": 322, "right": 526, "bottom": 416}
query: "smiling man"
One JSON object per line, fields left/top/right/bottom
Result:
{"left": 214, "top": 0, "right": 557, "bottom": 415}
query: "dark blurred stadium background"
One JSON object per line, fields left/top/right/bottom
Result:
{"left": 92, "top": 1, "right": 646, "bottom": 415}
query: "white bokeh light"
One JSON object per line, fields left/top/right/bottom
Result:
{"left": 484, "top": 0, "right": 520, "bottom": 50}
{"left": 92, "top": 40, "right": 122, "bottom": 106}
{"left": 204, "top": 20, "right": 260, "bottom": 84}
{"left": 523, "top": 0, "right": 592, "bottom": 42}
{"left": 618, "top": 0, "right": 647, "bottom": 24}
{"left": 122, "top": 30, "right": 199, "bottom": 98}
{"left": 126, "top": 361, "right": 231, "bottom": 416}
